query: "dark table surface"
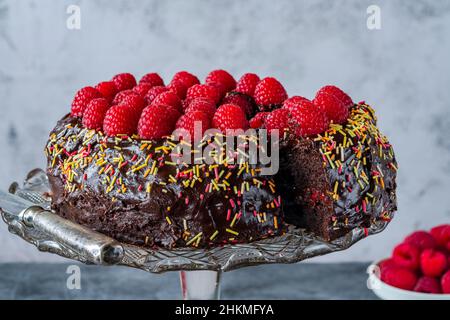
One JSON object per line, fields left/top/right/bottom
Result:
{"left": 0, "top": 262, "right": 377, "bottom": 300}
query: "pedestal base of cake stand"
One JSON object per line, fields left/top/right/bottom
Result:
{"left": 180, "top": 270, "right": 222, "bottom": 300}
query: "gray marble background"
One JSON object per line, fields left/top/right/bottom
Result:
{"left": 0, "top": 0, "right": 449, "bottom": 263}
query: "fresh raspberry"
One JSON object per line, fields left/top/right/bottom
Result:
{"left": 222, "top": 92, "right": 256, "bottom": 118}
{"left": 176, "top": 111, "right": 211, "bottom": 141}
{"left": 144, "top": 86, "right": 168, "bottom": 105}
{"left": 186, "top": 84, "right": 221, "bottom": 104}
{"left": 112, "top": 90, "right": 139, "bottom": 105}
{"left": 205, "top": 69, "right": 236, "bottom": 92}
{"left": 249, "top": 112, "right": 269, "bottom": 129}
{"left": 82, "top": 98, "right": 110, "bottom": 130}
{"left": 120, "top": 94, "right": 146, "bottom": 115}
{"left": 112, "top": 90, "right": 146, "bottom": 114}
{"left": 103, "top": 104, "right": 138, "bottom": 136}
{"left": 164, "top": 104, "right": 182, "bottom": 125}
{"left": 378, "top": 258, "right": 398, "bottom": 278}
{"left": 112, "top": 73, "right": 137, "bottom": 91}
{"left": 167, "top": 80, "right": 188, "bottom": 99}
{"left": 132, "top": 82, "right": 153, "bottom": 97}
{"left": 138, "top": 104, "right": 180, "bottom": 140}
{"left": 265, "top": 109, "right": 289, "bottom": 135}
{"left": 381, "top": 267, "right": 418, "bottom": 290}
{"left": 139, "top": 73, "right": 164, "bottom": 87}
{"left": 320, "top": 85, "right": 353, "bottom": 108}
{"left": 171, "top": 71, "right": 200, "bottom": 88}
{"left": 253, "top": 77, "right": 288, "bottom": 110}
{"left": 441, "top": 270, "right": 450, "bottom": 294}
{"left": 404, "top": 231, "right": 436, "bottom": 251}
{"left": 212, "top": 104, "right": 249, "bottom": 132}
{"left": 420, "top": 249, "right": 448, "bottom": 277}
{"left": 430, "top": 225, "right": 450, "bottom": 251}
{"left": 185, "top": 98, "right": 216, "bottom": 118}
{"left": 414, "top": 276, "right": 442, "bottom": 294}
{"left": 207, "top": 81, "right": 228, "bottom": 100}
{"left": 392, "top": 243, "right": 421, "bottom": 270}
{"left": 283, "top": 96, "right": 312, "bottom": 112}
{"left": 95, "top": 81, "right": 118, "bottom": 102}
{"left": 71, "top": 86, "right": 102, "bottom": 117}
{"left": 289, "top": 100, "right": 330, "bottom": 137}
{"left": 313, "top": 88, "right": 349, "bottom": 124}
{"left": 151, "top": 91, "right": 182, "bottom": 112}
{"left": 236, "top": 73, "right": 260, "bottom": 96}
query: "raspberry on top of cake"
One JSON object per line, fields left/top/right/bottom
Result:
{"left": 45, "top": 70, "right": 397, "bottom": 249}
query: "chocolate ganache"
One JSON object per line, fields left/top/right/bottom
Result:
{"left": 46, "top": 116, "right": 284, "bottom": 248}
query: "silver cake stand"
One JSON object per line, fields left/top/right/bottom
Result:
{"left": 0, "top": 169, "right": 389, "bottom": 300}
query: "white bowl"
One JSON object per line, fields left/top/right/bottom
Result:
{"left": 367, "top": 260, "right": 450, "bottom": 300}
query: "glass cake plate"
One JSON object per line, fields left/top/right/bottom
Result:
{"left": 0, "top": 168, "right": 390, "bottom": 299}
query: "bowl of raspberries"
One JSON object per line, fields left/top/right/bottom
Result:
{"left": 368, "top": 224, "right": 450, "bottom": 300}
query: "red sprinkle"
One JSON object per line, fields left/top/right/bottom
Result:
{"left": 227, "top": 209, "right": 232, "bottom": 221}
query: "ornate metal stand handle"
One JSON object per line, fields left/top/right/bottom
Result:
{"left": 0, "top": 190, "right": 123, "bottom": 265}
{"left": 23, "top": 206, "right": 124, "bottom": 265}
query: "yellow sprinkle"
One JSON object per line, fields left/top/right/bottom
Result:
{"left": 325, "top": 154, "right": 335, "bottom": 169}
{"left": 186, "top": 232, "right": 203, "bottom": 246}
{"left": 357, "top": 179, "right": 365, "bottom": 190}
{"left": 150, "top": 161, "right": 157, "bottom": 175}
{"left": 333, "top": 181, "right": 339, "bottom": 194}
{"left": 274, "top": 216, "right": 278, "bottom": 229}
{"left": 131, "top": 163, "right": 147, "bottom": 173}
{"left": 209, "top": 230, "right": 219, "bottom": 241}
{"left": 230, "top": 214, "right": 238, "bottom": 227}
{"left": 165, "top": 216, "right": 172, "bottom": 225}
{"left": 226, "top": 228, "right": 239, "bottom": 236}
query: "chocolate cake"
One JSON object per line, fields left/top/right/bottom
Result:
{"left": 45, "top": 70, "right": 397, "bottom": 248}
